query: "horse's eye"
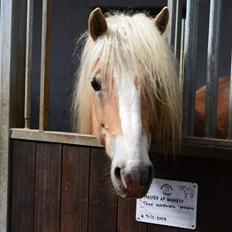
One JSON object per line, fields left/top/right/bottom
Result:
{"left": 91, "top": 77, "right": 101, "bottom": 91}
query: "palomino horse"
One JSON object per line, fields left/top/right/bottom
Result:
{"left": 195, "top": 76, "right": 229, "bottom": 138}
{"left": 73, "top": 7, "right": 182, "bottom": 198}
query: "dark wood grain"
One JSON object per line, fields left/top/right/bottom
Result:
{"left": 149, "top": 225, "right": 179, "bottom": 232}
{"left": 211, "top": 160, "right": 232, "bottom": 232}
{"left": 148, "top": 155, "right": 213, "bottom": 232}
{"left": 9, "top": 140, "right": 232, "bottom": 232}
{"left": 60, "top": 145, "right": 90, "bottom": 232}
{"left": 118, "top": 198, "right": 148, "bottom": 232}
{"left": 34, "top": 143, "right": 62, "bottom": 232}
{"left": 147, "top": 154, "right": 179, "bottom": 232}
{"left": 88, "top": 147, "right": 118, "bottom": 232}
{"left": 173, "top": 157, "right": 214, "bottom": 232}
{"left": 147, "top": 153, "right": 178, "bottom": 232}
{"left": 10, "top": 140, "right": 36, "bottom": 232}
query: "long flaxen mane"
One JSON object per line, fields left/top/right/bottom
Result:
{"left": 73, "top": 11, "right": 182, "bottom": 152}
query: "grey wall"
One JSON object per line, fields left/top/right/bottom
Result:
{"left": 30, "top": 0, "right": 232, "bottom": 132}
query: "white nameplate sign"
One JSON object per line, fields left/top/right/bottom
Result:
{"left": 136, "top": 178, "right": 198, "bottom": 230}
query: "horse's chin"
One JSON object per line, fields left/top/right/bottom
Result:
{"left": 113, "top": 181, "right": 150, "bottom": 199}
{"left": 111, "top": 170, "right": 152, "bottom": 199}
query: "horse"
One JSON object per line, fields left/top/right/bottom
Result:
{"left": 73, "top": 7, "right": 182, "bottom": 198}
{"left": 195, "top": 76, "right": 229, "bottom": 138}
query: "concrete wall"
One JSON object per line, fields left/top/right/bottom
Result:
{"left": 30, "top": 0, "right": 232, "bottom": 131}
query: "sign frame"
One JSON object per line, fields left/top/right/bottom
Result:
{"left": 136, "top": 178, "right": 198, "bottom": 230}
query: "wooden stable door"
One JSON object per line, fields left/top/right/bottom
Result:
{"left": 10, "top": 139, "right": 232, "bottom": 232}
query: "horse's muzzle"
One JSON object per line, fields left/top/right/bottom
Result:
{"left": 112, "top": 163, "right": 154, "bottom": 198}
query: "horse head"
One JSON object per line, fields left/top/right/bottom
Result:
{"left": 74, "top": 7, "right": 182, "bottom": 198}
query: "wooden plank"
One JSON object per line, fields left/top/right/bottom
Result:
{"left": 118, "top": 198, "right": 147, "bottom": 232}
{"left": 173, "top": 157, "right": 214, "bottom": 232}
{"left": 10, "top": 129, "right": 232, "bottom": 160}
{"left": 148, "top": 224, "right": 178, "bottom": 232}
{"left": 147, "top": 154, "right": 179, "bottom": 232}
{"left": 39, "top": 0, "right": 52, "bottom": 130}
{"left": 0, "top": 0, "right": 27, "bottom": 229}
{"left": 181, "top": 145, "right": 232, "bottom": 161}
{"left": 60, "top": 145, "right": 90, "bottom": 232}
{"left": 88, "top": 148, "right": 118, "bottom": 232}
{"left": 211, "top": 160, "right": 232, "bottom": 232}
{"left": 0, "top": 0, "right": 12, "bottom": 228}
{"left": 11, "top": 128, "right": 102, "bottom": 148}
{"left": 10, "top": 140, "right": 36, "bottom": 232}
{"left": 147, "top": 155, "right": 213, "bottom": 232}
{"left": 34, "top": 143, "right": 62, "bottom": 232}
{"left": 9, "top": 0, "right": 27, "bottom": 129}
{"left": 183, "top": 136, "right": 232, "bottom": 148}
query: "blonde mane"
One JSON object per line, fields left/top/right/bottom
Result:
{"left": 73, "top": 12, "right": 182, "bottom": 152}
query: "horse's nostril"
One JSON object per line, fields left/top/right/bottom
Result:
{"left": 139, "top": 165, "right": 154, "bottom": 187}
{"left": 112, "top": 164, "right": 153, "bottom": 198}
{"left": 114, "top": 167, "right": 121, "bottom": 180}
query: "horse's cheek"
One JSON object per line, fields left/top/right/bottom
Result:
{"left": 91, "top": 98, "right": 105, "bottom": 144}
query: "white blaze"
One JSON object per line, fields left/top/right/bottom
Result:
{"left": 108, "top": 72, "right": 151, "bottom": 172}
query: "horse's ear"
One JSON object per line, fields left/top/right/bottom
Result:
{"left": 88, "top": 8, "right": 107, "bottom": 41}
{"left": 153, "top": 7, "right": 169, "bottom": 33}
